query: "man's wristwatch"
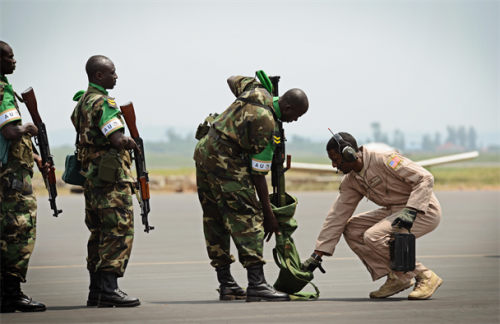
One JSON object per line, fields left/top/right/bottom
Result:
{"left": 311, "top": 252, "right": 322, "bottom": 262}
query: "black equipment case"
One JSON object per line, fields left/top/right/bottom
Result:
{"left": 390, "top": 232, "right": 416, "bottom": 272}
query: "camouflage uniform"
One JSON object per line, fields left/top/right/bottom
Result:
{"left": 193, "top": 76, "right": 280, "bottom": 268}
{"left": 0, "top": 75, "right": 37, "bottom": 283}
{"left": 71, "top": 83, "right": 135, "bottom": 277}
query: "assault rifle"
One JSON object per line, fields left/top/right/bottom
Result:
{"left": 269, "top": 76, "right": 291, "bottom": 208}
{"left": 119, "top": 102, "right": 154, "bottom": 233}
{"left": 21, "top": 87, "right": 62, "bottom": 217}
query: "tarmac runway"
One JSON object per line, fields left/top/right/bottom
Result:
{"left": 2, "top": 191, "right": 499, "bottom": 324}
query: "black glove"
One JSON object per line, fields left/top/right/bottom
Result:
{"left": 391, "top": 208, "right": 417, "bottom": 231}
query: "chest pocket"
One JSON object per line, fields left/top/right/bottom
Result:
{"left": 368, "top": 175, "right": 382, "bottom": 188}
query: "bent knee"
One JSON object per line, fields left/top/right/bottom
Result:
{"left": 363, "top": 229, "right": 380, "bottom": 247}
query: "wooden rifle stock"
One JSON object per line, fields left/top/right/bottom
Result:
{"left": 119, "top": 101, "right": 153, "bottom": 233}
{"left": 139, "top": 178, "right": 150, "bottom": 200}
{"left": 21, "top": 87, "right": 42, "bottom": 125}
{"left": 119, "top": 102, "right": 140, "bottom": 138}
{"left": 21, "top": 87, "right": 62, "bottom": 217}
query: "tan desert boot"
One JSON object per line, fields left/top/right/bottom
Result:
{"left": 408, "top": 270, "right": 443, "bottom": 300}
{"left": 369, "top": 272, "right": 414, "bottom": 299}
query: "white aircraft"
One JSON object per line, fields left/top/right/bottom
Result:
{"left": 289, "top": 146, "right": 480, "bottom": 173}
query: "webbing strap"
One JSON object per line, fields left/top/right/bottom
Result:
{"left": 236, "top": 98, "right": 278, "bottom": 120}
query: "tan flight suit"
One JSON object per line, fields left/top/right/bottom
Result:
{"left": 315, "top": 146, "right": 441, "bottom": 284}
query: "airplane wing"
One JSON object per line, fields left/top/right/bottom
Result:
{"left": 288, "top": 151, "right": 480, "bottom": 173}
{"left": 415, "top": 151, "right": 479, "bottom": 167}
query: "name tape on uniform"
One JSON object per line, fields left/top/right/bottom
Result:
{"left": 0, "top": 108, "right": 21, "bottom": 128}
{"left": 101, "top": 118, "right": 123, "bottom": 137}
{"left": 252, "top": 158, "right": 272, "bottom": 172}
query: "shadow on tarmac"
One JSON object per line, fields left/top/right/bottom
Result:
{"left": 319, "top": 297, "right": 407, "bottom": 302}
{"left": 151, "top": 297, "right": 408, "bottom": 304}
{"left": 151, "top": 300, "right": 222, "bottom": 305}
{"left": 47, "top": 306, "right": 90, "bottom": 311}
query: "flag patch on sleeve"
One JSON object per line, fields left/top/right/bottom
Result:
{"left": 387, "top": 155, "right": 402, "bottom": 169}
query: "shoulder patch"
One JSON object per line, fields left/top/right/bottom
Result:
{"left": 105, "top": 97, "right": 118, "bottom": 109}
{"left": 387, "top": 154, "right": 403, "bottom": 170}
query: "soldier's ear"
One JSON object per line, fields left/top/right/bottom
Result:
{"left": 95, "top": 71, "right": 103, "bottom": 81}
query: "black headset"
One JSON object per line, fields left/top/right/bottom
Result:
{"left": 331, "top": 133, "right": 358, "bottom": 163}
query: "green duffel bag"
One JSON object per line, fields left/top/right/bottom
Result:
{"left": 62, "top": 153, "right": 86, "bottom": 186}
{"left": 270, "top": 193, "right": 320, "bottom": 301}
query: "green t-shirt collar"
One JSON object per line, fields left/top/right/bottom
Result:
{"left": 89, "top": 83, "right": 108, "bottom": 95}
{"left": 273, "top": 97, "right": 282, "bottom": 120}
{"left": 0, "top": 75, "right": 9, "bottom": 84}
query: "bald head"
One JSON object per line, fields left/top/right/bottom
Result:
{"left": 278, "top": 88, "right": 309, "bottom": 123}
{"left": 85, "top": 55, "right": 118, "bottom": 90}
{"left": 86, "top": 55, "right": 112, "bottom": 78}
{"left": 0, "top": 41, "right": 10, "bottom": 57}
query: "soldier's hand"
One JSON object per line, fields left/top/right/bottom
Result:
{"left": 34, "top": 155, "right": 51, "bottom": 178}
{"left": 125, "top": 137, "right": 139, "bottom": 151}
{"left": 391, "top": 207, "right": 418, "bottom": 231}
{"left": 22, "top": 123, "right": 38, "bottom": 137}
{"left": 263, "top": 211, "right": 280, "bottom": 242}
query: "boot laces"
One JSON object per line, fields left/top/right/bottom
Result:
{"left": 414, "top": 277, "right": 429, "bottom": 290}
{"left": 114, "top": 289, "right": 126, "bottom": 298}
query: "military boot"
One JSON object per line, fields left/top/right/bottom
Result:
{"left": 216, "top": 265, "right": 246, "bottom": 301}
{"left": 97, "top": 272, "right": 141, "bottom": 308}
{"left": 408, "top": 270, "right": 443, "bottom": 300}
{"left": 87, "top": 272, "right": 102, "bottom": 306}
{"left": 246, "top": 264, "right": 290, "bottom": 302}
{"left": 0, "top": 277, "right": 46, "bottom": 313}
{"left": 369, "top": 272, "right": 414, "bottom": 299}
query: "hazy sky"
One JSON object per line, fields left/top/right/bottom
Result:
{"left": 1, "top": 0, "right": 498, "bottom": 147}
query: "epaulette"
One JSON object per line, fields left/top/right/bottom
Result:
{"left": 104, "top": 96, "right": 118, "bottom": 109}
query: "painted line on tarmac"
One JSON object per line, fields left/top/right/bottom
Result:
{"left": 29, "top": 254, "right": 498, "bottom": 270}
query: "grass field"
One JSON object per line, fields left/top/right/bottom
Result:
{"left": 42, "top": 147, "right": 498, "bottom": 195}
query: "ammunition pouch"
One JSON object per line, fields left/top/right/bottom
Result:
{"left": 97, "top": 149, "right": 122, "bottom": 183}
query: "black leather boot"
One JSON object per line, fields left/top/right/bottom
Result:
{"left": 1, "top": 277, "right": 46, "bottom": 312}
{"left": 87, "top": 272, "right": 102, "bottom": 306}
{"left": 216, "top": 265, "right": 246, "bottom": 301}
{"left": 97, "top": 272, "right": 140, "bottom": 308}
{"left": 246, "top": 264, "right": 290, "bottom": 302}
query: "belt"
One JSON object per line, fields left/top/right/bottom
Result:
{"left": 207, "top": 127, "right": 242, "bottom": 154}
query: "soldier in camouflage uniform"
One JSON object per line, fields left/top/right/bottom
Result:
{"left": 0, "top": 41, "right": 50, "bottom": 313}
{"left": 194, "top": 74, "right": 309, "bottom": 302}
{"left": 70, "top": 55, "right": 140, "bottom": 308}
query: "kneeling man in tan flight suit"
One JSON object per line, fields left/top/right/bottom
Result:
{"left": 303, "top": 132, "right": 443, "bottom": 300}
